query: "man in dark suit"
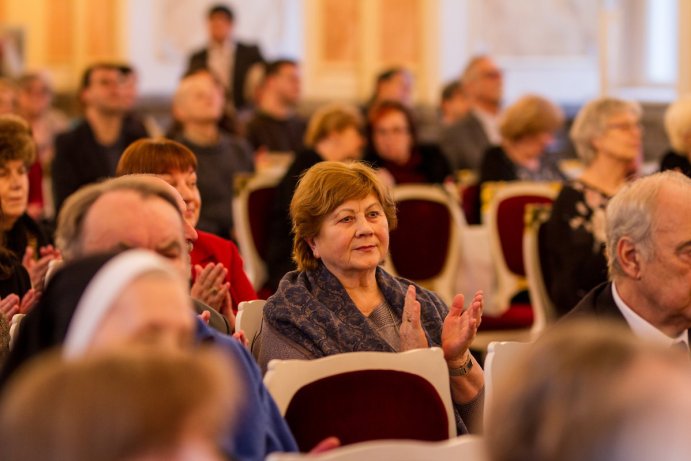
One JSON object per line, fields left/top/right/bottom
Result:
{"left": 186, "top": 4, "right": 264, "bottom": 112}
{"left": 440, "top": 55, "right": 503, "bottom": 172}
{"left": 52, "top": 64, "right": 147, "bottom": 214}
{"left": 567, "top": 171, "right": 691, "bottom": 349}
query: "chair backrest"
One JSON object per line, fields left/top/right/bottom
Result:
{"left": 263, "top": 348, "right": 456, "bottom": 450}
{"left": 384, "top": 184, "right": 466, "bottom": 306}
{"left": 233, "top": 172, "right": 283, "bottom": 291}
{"left": 483, "top": 181, "right": 561, "bottom": 313}
{"left": 266, "top": 436, "right": 488, "bottom": 461}
{"left": 483, "top": 340, "right": 531, "bottom": 432}
{"left": 523, "top": 204, "right": 557, "bottom": 334}
{"left": 235, "top": 299, "right": 266, "bottom": 353}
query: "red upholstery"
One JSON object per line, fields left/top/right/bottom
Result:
{"left": 248, "top": 186, "right": 278, "bottom": 262}
{"left": 284, "top": 369, "right": 449, "bottom": 451}
{"left": 389, "top": 200, "right": 451, "bottom": 281}
{"left": 479, "top": 302, "right": 534, "bottom": 330}
{"left": 461, "top": 183, "right": 481, "bottom": 225}
{"left": 496, "top": 195, "right": 553, "bottom": 276}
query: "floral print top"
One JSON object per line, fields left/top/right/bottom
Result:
{"left": 542, "top": 180, "right": 611, "bottom": 316}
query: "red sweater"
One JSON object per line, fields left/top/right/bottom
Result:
{"left": 190, "top": 230, "right": 258, "bottom": 312}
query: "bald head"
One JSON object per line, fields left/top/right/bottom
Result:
{"left": 81, "top": 189, "right": 189, "bottom": 277}
{"left": 56, "top": 175, "right": 197, "bottom": 278}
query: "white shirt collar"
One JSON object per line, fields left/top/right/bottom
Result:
{"left": 611, "top": 282, "right": 688, "bottom": 346}
{"left": 472, "top": 107, "right": 501, "bottom": 144}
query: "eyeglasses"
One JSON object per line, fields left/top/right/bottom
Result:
{"left": 605, "top": 122, "right": 643, "bottom": 133}
{"left": 375, "top": 126, "right": 409, "bottom": 137}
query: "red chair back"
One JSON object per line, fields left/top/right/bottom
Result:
{"left": 247, "top": 186, "right": 278, "bottom": 263}
{"left": 496, "top": 195, "right": 554, "bottom": 276}
{"left": 284, "top": 369, "right": 450, "bottom": 451}
{"left": 388, "top": 199, "right": 451, "bottom": 281}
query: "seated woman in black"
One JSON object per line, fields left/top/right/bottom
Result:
{"left": 543, "top": 97, "right": 643, "bottom": 316}
{"left": 660, "top": 95, "right": 691, "bottom": 177}
{"left": 479, "top": 94, "right": 566, "bottom": 185}
{"left": 265, "top": 104, "right": 365, "bottom": 293}
{"left": 364, "top": 100, "right": 451, "bottom": 187}
{"left": 0, "top": 115, "right": 59, "bottom": 292}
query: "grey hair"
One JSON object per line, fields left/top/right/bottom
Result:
{"left": 606, "top": 171, "right": 691, "bottom": 277}
{"left": 664, "top": 95, "right": 691, "bottom": 153}
{"left": 56, "top": 175, "right": 182, "bottom": 261}
{"left": 460, "top": 55, "right": 491, "bottom": 86}
{"left": 570, "top": 98, "right": 642, "bottom": 165}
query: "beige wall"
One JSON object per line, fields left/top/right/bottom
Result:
{"left": 0, "top": 0, "right": 125, "bottom": 90}
{"left": 0, "top": 0, "right": 689, "bottom": 104}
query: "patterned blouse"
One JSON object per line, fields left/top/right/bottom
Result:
{"left": 542, "top": 180, "right": 611, "bottom": 316}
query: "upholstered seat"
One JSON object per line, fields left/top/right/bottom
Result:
{"left": 263, "top": 348, "right": 456, "bottom": 451}
{"left": 232, "top": 172, "right": 283, "bottom": 297}
{"left": 384, "top": 184, "right": 465, "bottom": 306}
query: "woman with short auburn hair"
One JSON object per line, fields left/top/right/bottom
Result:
{"left": 117, "top": 138, "right": 257, "bottom": 315}
{"left": 256, "top": 161, "right": 485, "bottom": 435}
{"left": 364, "top": 100, "right": 451, "bottom": 187}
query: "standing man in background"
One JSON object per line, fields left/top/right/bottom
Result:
{"left": 186, "top": 4, "right": 265, "bottom": 114}
{"left": 440, "top": 55, "right": 504, "bottom": 172}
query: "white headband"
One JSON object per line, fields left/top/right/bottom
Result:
{"left": 63, "top": 250, "right": 181, "bottom": 359}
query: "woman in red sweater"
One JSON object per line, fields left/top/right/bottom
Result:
{"left": 116, "top": 138, "right": 257, "bottom": 315}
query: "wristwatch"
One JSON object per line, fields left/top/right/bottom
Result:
{"left": 448, "top": 354, "right": 473, "bottom": 376}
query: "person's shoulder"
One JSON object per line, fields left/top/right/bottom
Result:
{"left": 564, "top": 282, "right": 616, "bottom": 319}
{"left": 236, "top": 41, "right": 264, "bottom": 57}
{"left": 55, "top": 119, "right": 88, "bottom": 145}
{"left": 195, "top": 230, "right": 238, "bottom": 258}
{"left": 195, "top": 317, "right": 260, "bottom": 375}
{"left": 660, "top": 150, "right": 690, "bottom": 171}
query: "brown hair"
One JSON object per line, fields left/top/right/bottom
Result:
{"left": 499, "top": 94, "right": 564, "bottom": 142}
{"left": 304, "top": 103, "right": 363, "bottom": 148}
{"left": 367, "top": 100, "right": 418, "bottom": 146}
{"left": 290, "top": 161, "right": 397, "bottom": 271}
{"left": 0, "top": 346, "right": 239, "bottom": 461}
{"left": 116, "top": 138, "right": 198, "bottom": 176}
{"left": 0, "top": 114, "right": 36, "bottom": 167}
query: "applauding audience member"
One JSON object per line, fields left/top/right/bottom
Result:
{"left": 256, "top": 161, "right": 485, "bottom": 434}
{"left": 0, "top": 115, "right": 59, "bottom": 293}
{"left": 116, "top": 138, "right": 257, "bottom": 313}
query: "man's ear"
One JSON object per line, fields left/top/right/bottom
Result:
{"left": 617, "top": 236, "right": 642, "bottom": 279}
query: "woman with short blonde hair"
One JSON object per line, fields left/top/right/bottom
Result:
{"left": 660, "top": 95, "right": 691, "bottom": 177}
{"left": 265, "top": 104, "right": 365, "bottom": 293}
{"left": 543, "top": 96, "right": 643, "bottom": 316}
{"left": 479, "top": 94, "right": 566, "bottom": 184}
